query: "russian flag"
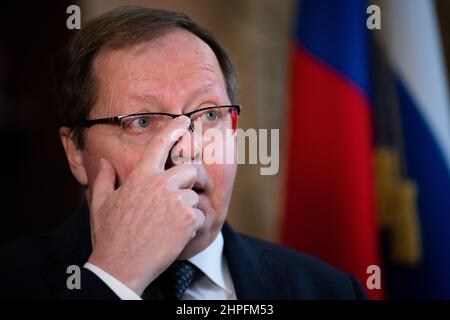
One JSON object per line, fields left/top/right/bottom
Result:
{"left": 377, "top": 0, "right": 450, "bottom": 299}
{"left": 281, "top": 0, "right": 382, "bottom": 299}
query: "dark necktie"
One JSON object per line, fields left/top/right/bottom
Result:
{"left": 142, "top": 260, "right": 198, "bottom": 300}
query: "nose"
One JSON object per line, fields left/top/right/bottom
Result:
{"left": 167, "top": 120, "right": 202, "bottom": 166}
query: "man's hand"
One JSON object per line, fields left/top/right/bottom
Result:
{"left": 87, "top": 116, "right": 205, "bottom": 296}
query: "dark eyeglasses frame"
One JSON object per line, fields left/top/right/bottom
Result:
{"left": 78, "top": 105, "right": 242, "bottom": 129}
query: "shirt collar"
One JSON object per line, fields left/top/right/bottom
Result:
{"left": 188, "top": 232, "right": 232, "bottom": 293}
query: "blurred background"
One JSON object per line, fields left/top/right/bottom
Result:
{"left": 0, "top": 0, "right": 449, "bottom": 299}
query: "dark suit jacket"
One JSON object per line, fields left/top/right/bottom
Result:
{"left": 0, "top": 204, "right": 367, "bottom": 299}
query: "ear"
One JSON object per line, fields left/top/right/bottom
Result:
{"left": 59, "top": 127, "right": 88, "bottom": 186}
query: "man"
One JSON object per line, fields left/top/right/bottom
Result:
{"left": 0, "top": 6, "right": 366, "bottom": 300}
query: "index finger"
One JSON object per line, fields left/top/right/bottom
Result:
{"left": 137, "top": 115, "right": 191, "bottom": 172}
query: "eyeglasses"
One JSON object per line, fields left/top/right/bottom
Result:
{"left": 77, "top": 105, "right": 242, "bottom": 135}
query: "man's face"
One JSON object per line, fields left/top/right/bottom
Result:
{"left": 70, "top": 29, "right": 237, "bottom": 257}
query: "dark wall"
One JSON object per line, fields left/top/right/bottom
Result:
{"left": 0, "top": 2, "right": 81, "bottom": 245}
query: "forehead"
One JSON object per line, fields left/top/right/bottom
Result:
{"left": 91, "top": 29, "right": 228, "bottom": 116}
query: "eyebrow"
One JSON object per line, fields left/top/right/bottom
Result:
{"left": 127, "top": 93, "right": 160, "bottom": 111}
{"left": 127, "top": 83, "right": 222, "bottom": 112}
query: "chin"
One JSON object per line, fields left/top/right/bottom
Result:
{"left": 177, "top": 218, "right": 222, "bottom": 260}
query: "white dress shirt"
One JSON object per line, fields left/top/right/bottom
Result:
{"left": 84, "top": 232, "right": 236, "bottom": 300}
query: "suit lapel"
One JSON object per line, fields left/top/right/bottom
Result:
{"left": 222, "top": 222, "right": 278, "bottom": 299}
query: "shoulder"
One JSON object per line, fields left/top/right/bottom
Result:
{"left": 0, "top": 233, "right": 55, "bottom": 268}
{"left": 238, "top": 233, "right": 338, "bottom": 274}
{"left": 235, "top": 232, "right": 367, "bottom": 299}
{"left": 0, "top": 207, "right": 93, "bottom": 299}
{"left": 0, "top": 233, "right": 57, "bottom": 298}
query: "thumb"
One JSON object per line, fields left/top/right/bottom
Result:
{"left": 90, "top": 158, "right": 116, "bottom": 214}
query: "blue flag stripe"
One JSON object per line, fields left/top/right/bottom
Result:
{"left": 295, "top": 0, "right": 371, "bottom": 95}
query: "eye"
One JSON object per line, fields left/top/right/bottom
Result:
{"left": 202, "top": 110, "right": 218, "bottom": 122}
{"left": 136, "top": 117, "right": 150, "bottom": 128}
{"left": 121, "top": 115, "right": 153, "bottom": 131}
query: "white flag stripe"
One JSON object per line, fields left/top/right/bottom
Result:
{"left": 379, "top": 0, "right": 450, "bottom": 172}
